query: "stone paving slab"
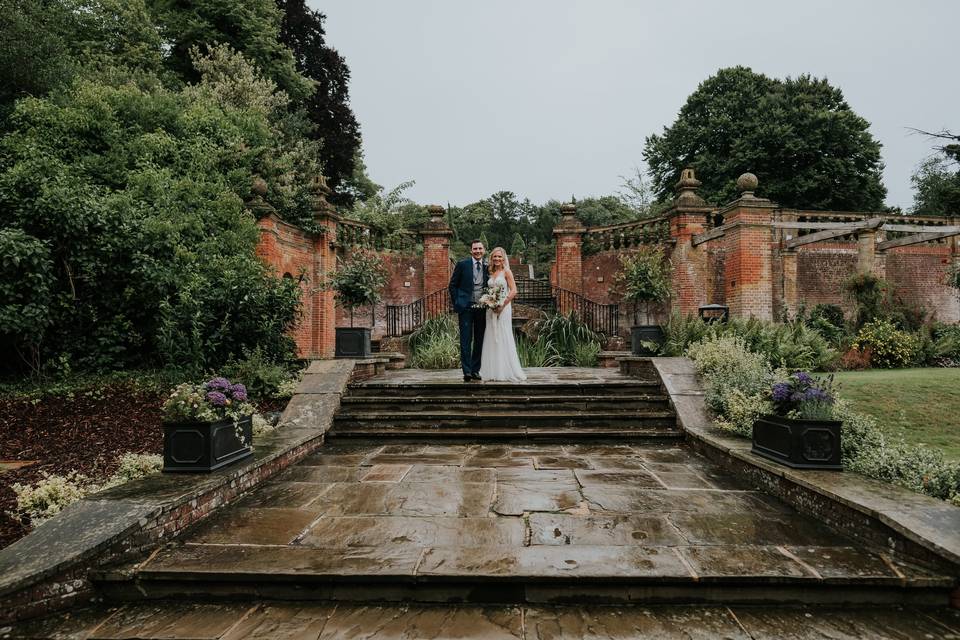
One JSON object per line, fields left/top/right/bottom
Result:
{"left": 5, "top": 602, "right": 960, "bottom": 639}
{"left": 126, "top": 441, "right": 954, "bottom": 599}
{"left": 352, "top": 367, "right": 655, "bottom": 387}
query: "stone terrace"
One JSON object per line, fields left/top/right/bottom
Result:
{"left": 96, "top": 439, "right": 952, "bottom": 606}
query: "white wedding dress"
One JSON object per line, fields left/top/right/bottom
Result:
{"left": 479, "top": 272, "right": 527, "bottom": 382}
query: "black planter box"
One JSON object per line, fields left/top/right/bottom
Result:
{"left": 163, "top": 415, "right": 253, "bottom": 472}
{"left": 631, "top": 325, "right": 664, "bottom": 356}
{"left": 752, "top": 414, "right": 842, "bottom": 470}
{"left": 336, "top": 327, "right": 372, "bottom": 357}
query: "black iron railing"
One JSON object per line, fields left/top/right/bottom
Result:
{"left": 553, "top": 287, "right": 619, "bottom": 337}
{"left": 386, "top": 288, "right": 450, "bottom": 336}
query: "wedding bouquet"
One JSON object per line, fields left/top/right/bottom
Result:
{"left": 475, "top": 281, "right": 508, "bottom": 310}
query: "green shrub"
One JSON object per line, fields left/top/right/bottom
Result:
{"left": 532, "top": 312, "right": 603, "bottom": 367}
{"left": 221, "top": 347, "right": 294, "bottom": 401}
{"left": 687, "top": 336, "right": 777, "bottom": 435}
{"left": 686, "top": 337, "right": 960, "bottom": 505}
{"left": 409, "top": 315, "right": 460, "bottom": 369}
{"left": 571, "top": 340, "right": 601, "bottom": 367}
{"left": 517, "top": 334, "right": 551, "bottom": 367}
{"left": 663, "top": 313, "right": 836, "bottom": 371}
{"left": 851, "top": 319, "right": 918, "bottom": 368}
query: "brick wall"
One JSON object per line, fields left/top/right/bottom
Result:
{"left": 886, "top": 246, "right": 959, "bottom": 322}
{"left": 796, "top": 246, "right": 858, "bottom": 315}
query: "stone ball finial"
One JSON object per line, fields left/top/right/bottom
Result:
{"left": 251, "top": 176, "right": 267, "bottom": 198}
{"left": 427, "top": 204, "right": 444, "bottom": 221}
{"left": 736, "top": 172, "right": 758, "bottom": 197}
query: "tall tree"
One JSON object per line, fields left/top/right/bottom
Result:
{"left": 147, "top": 0, "right": 312, "bottom": 100}
{"left": 643, "top": 67, "right": 887, "bottom": 210}
{"left": 276, "top": 0, "right": 362, "bottom": 207}
{"left": 911, "top": 129, "right": 960, "bottom": 216}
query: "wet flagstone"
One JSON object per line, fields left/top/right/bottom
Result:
{"left": 300, "top": 516, "right": 525, "bottom": 549}
{"left": 7, "top": 603, "right": 960, "bottom": 639}
{"left": 188, "top": 507, "right": 323, "bottom": 546}
{"left": 124, "top": 440, "right": 956, "bottom": 605}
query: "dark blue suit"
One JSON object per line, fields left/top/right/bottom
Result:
{"left": 449, "top": 257, "right": 487, "bottom": 376}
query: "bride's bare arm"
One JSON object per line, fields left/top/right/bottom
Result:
{"left": 504, "top": 270, "right": 517, "bottom": 305}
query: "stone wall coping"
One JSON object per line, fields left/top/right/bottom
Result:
{"left": 651, "top": 357, "right": 960, "bottom": 570}
{"left": 0, "top": 359, "right": 354, "bottom": 601}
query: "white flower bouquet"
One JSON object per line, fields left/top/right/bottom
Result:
{"left": 475, "top": 281, "right": 508, "bottom": 310}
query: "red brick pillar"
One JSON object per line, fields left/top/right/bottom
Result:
{"left": 666, "top": 169, "right": 713, "bottom": 317}
{"left": 721, "top": 173, "right": 776, "bottom": 320}
{"left": 310, "top": 175, "right": 339, "bottom": 359}
{"left": 553, "top": 203, "right": 585, "bottom": 313}
{"left": 420, "top": 205, "right": 453, "bottom": 316}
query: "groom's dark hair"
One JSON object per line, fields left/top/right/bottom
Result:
{"left": 470, "top": 239, "right": 483, "bottom": 247}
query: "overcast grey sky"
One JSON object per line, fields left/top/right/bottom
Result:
{"left": 312, "top": 1, "right": 958, "bottom": 210}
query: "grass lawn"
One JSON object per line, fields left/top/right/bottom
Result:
{"left": 831, "top": 368, "right": 960, "bottom": 461}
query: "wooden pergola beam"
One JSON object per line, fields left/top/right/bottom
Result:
{"left": 691, "top": 224, "right": 728, "bottom": 247}
{"left": 877, "top": 231, "right": 960, "bottom": 251}
{"left": 784, "top": 217, "right": 884, "bottom": 249}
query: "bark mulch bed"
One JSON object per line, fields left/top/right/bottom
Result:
{"left": 0, "top": 385, "right": 289, "bottom": 551}
{"left": 0, "top": 383, "right": 165, "bottom": 550}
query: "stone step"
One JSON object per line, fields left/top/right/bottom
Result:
{"left": 338, "top": 394, "right": 672, "bottom": 414}
{"left": 346, "top": 381, "right": 663, "bottom": 398}
{"left": 96, "top": 543, "right": 955, "bottom": 607}
{"left": 330, "top": 411, "right": 680, "bottom": 438}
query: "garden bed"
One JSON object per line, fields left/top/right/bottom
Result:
{"left": 0, "top": 381, "right": 288, "bottom": 550}
{"left": 0, "top": 382, "right": 164, "bottom": 550}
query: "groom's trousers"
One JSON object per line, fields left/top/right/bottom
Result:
{"left": 458, "top": 308, "right": 486, "bottom": 376}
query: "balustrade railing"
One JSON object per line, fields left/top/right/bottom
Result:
{"left": 582, "top": 216, "right": 670, "bottom": 254}
{"left": 386, "top": 288, "right": 450, "bottom": 336}
{"left": 338, "top": 218, "right": 419, "bottom": 252}
{"left": 553, "top": 287, "right": 619, "bottom": 337}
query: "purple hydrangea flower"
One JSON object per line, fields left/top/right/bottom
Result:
{"left": 206, "top": 377, "right": 231, "bottom": 391}
{"left": 206, "top": 391, "right": 228, "bottom": 407}
{"left": 771, "top": 383, "right": 791, "bottom": 402}
{"left": 230, "top": 383, "right": 248, "bottom": 402}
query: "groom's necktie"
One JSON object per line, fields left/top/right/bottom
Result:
{"left": 475, "top": 260, "right": 481, "bottom": 276}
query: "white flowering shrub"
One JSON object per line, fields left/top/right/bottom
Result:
{"left": 12, "top": 472, "right": 88, "bottom": 526}
{"left": 252, "top": 413, "right": 275, "bottom": 437}
{"left": 101, "top": 453, "right": 163, "bottom": 489}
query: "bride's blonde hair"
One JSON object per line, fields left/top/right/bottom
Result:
{"left": 490, "top": 247, "right": 511, "bottom": 272}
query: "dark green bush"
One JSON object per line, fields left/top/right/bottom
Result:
{"left": 221, "top": 346, "right": 296, "bottom": 401}
{"left": 662, "top": 313, "right": 836, "bottom": 371}
{"left": 531, "top": 312, "right": 603, "bottom": 367}
{"left": 0, "top": 65, "right": 303, "bottom": 376}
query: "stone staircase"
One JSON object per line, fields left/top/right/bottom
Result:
{"left": 328, "top": 368, "right": 680, "bottom": 440}
{"left": 86, "top": 366, "right": 958, "bottom": 617}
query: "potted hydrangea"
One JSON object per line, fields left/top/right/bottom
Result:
{"left": 161, "top": 377, "right": 256, "bottom": 472}
{"left": 752, "top": 372, "right": 842, "bottom": 470}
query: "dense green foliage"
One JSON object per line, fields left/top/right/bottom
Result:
{"left": 408, "top": 315, "right": 460, "bottom": 370}
{"left": 662, "top": 314, "right": 836, "bottom": 371}
{"left": 911, "top": 130, "right": 960, "bottom": 216}
{"left": 0, "top": 0, "right": 373, "bottom": 376}
{"left": 687, "top": 335, "right": 960, "bottom": 505}
{"left": 643, "top": 67, "right": 887, "bottom": 210}
{"left": 528, "top": 313, "right": 603, "bottom": 367}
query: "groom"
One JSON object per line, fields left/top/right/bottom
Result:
{"left": 449, "top": 240, "right": 487, "bottom": 382}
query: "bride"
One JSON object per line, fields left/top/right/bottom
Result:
{"left": 479, "top": 247, "right": 527, "bottom": 382}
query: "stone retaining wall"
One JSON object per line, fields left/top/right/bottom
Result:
{"left": 645, "top": 356, "right": 960, "bottom": 607}
{"left": 0, "top": 360, "right": 354, "bottom": 623}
